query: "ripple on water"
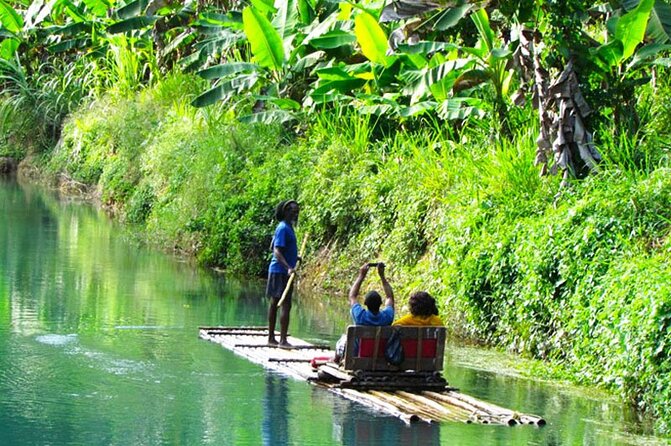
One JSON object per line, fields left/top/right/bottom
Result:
{"left": 34, "top": 334, "right": 78, "bottom": 346}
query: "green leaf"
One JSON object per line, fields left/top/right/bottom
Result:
{"left": 308, "top": 29, "right": 356, "bottom": 49}
{"left": 627, "top": 42, "right": 671, "bottom": 69}
{"left": 434, "top": 4, "right": 473, "bottom": 31}
{"left": 471, "top": 9, "right": 494, "bottom": 53}
{"left": 624, "top": 0, "right": 671, "bottom": 43}
{"left": 251, "top": 0, "right": 276, "bottom": 15}
{"left": 198, "top": 12, "right": 244, "bottom": 30}
{"left": 197, "top": 62, "right": 259, "bottom": 80}
{"left": 48, "top": 37, "right": 92, "bottom": 52}
{"left": 292, "top": 50, "right": 326, "bottom": 71}
{"left": 647, "top": 0, "right": 671, "bottom": 43}
{"left": 116, "top": 0, "right": 150, "bottom": 19}
{"left": 243, "top": 6, "right": 285, "bottom": 71}
{"left": 399, "top": 101, "right": 437, "bottom": 117}
{"left": 437, "top": 97, "right": 486, "bottom": 121}
{"left": 239, "top": 109, "right": 297, "bottom": 124}
{"left": 83, "top": 0, "right": 111, "bottom": 17}
{"left": 616, "top": 0, "right": 655, "bottom": 60}
{"left": 306, "top": 90, "right": 351, "bottom": 105}
{"left": 593, "top": 39, "right": 625, "bottom": 68}
{"left": 43, "top": 22, "right": 91, "bottom": 37}
{"left": 254, "top": 96, "right": 301, "bottom": 110}
{"left": 297, "top": 0, "right": 314, "bottom": 24}
{"left": 107, "top": 16, "right": 159, "bottom": 34}
{"left": 0, "top": 0, "right": 23, "bottom": 33}
{"left": 272, "top": 0, "right": 298, "bottom": 40}
{"left": 354, "top": 11, "right": 391, "bottom": 66}
{"left": 315, "top": 66, "right": 356, "bottom": 80}
{"left": 396, "top": 40, "right": 457, "bottom": 54}
{"left": 0, "top": 37, "right": 18, "bottom": 59}
{"left": 192, "top": 73, "right": 259, "bottom": 107}
{"left": 310, "top": 78, "right": 366, "bottom": 95}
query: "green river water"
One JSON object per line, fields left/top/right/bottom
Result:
{"left": 1, "top": 177, "right": 668, "bottom": 446}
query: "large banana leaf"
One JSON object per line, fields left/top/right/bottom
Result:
{"left": 191, "top": 73, "right": 259, "bottom": 107}
{"left": 399, "top": 100, "right": 437, "bottom": 117}
{"left": 434, "top": 4, "right": 474, "bottom": 30}
{"left": 82, "top": 0, "right": 111, "bottom": 17}
{"left": 272, "top": 0, "right": 298, "bottom": 40}
{"left": 116, "top": 0, "right": 150, "bottom": 19}
{"left": 0, "top": 0, "right": 23, "bottom": 33}
{"left": 198, "top": 12, "right": 244, "bottom": 31}
{"left": 616, "top": 0, "right": 654, "bottom": 60}
{"left": 308, "top": 29, "right": 356, "bottom": 49}
{"left": 623, "top": 0, "right": 671, "bottom": 43}
{"left": 238, "top": 109, "right": 296, "bottom": 124}
{"left": 107, "top": 16, "right": 159, "bottom": 34}
{"left": 197, "top": 62, "right": 259, "bottom": 80}
{"left": 627, "top": 42, "right": 671, "bottom": 69}
{"left": 396, "top": 41, "right": 457, "bottom": 54}
{"left": 437, "top": 97, "right": 486, "bottom": 120}
{"left": 43, "top": 22, "right": 91, "bottom": 37}
{"left": 48, "top": 37, "right": 92, "bottom": 52}
{"left": 354, "top": 11, "right": 392, "bottom": 67}
{"left": 243, "top": 6, "right": 285, "bottom": 71}
{"left": 0, "top": 37, "right": 18, "bottom": 59}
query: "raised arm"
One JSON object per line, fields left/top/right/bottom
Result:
{"left": 348, "top": 264, "right": 370, "bottom": 307}
{"left": 378, "top": 263, "right": 394, "bottom": 310}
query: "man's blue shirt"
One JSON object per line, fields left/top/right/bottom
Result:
{"left": 268, "top": 221, "right": 297, "bottom": 274}
{"left": 351, "top": 303, "right": 394, "bottom": 326}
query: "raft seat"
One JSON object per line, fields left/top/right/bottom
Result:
{"left": 343, "top": 325, "right": 446, "bottom": 373}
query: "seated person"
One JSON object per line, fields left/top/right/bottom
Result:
{"left": 334, "top": 263, "right": 394, "bottom": 361}
{"left": 393, "top": 291, "right": 444, "bottom": 326}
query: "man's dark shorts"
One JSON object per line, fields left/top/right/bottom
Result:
{"left": 266, "top": 272, "right": 293, "bottom": 302}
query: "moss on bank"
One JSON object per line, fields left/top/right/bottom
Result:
{"left": 4, "top": 73, "right": 671, "bottom": 433}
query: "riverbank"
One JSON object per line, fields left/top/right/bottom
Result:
{"left": 3, "top": 72, "right": 671, "bottom": 433}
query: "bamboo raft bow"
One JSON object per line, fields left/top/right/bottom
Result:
{"left": 199, "top": 326, "right": 546, "bottom": 427}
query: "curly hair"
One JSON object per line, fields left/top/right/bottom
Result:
{"left": 408, "top": 291, "right": 439, "bottom": 317}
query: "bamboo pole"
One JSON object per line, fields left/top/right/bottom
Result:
{"left": 423, "top": 391, "right": 489, "bottom": 417}
{"left": 277, "top": 233, "right": 309, "bottom": 308}
{"left": 338, "top": 389, "right": 420, "bottom": 424}
{"left": 368, "top": 391, "right": 452, "bottom": 423}
{"left": 445, "top": 391, "right": 545, "bottom": 426}
{"left": 396, "top": 391, "right": 473, "bottom": 422}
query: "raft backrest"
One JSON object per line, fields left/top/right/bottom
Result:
{"left": 343, "top": 325, "right": 446, "bottom": 372}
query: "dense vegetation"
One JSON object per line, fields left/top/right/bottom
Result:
{"left": 2, "top": 0, "right": 671, "bottom": 435}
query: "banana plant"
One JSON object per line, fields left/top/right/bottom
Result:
{"left": 191, "top": 0, "right": 348, "bottom": 123}
{"left": 589, "top": 0, "right": 671, "bottom": 132}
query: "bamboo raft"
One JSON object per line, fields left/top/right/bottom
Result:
{"left": 199, "top": 326, "right": 546, "bottom": 426}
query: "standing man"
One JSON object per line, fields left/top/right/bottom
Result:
{"left": 267, "top": 200, "right": 300, "bottom": 347}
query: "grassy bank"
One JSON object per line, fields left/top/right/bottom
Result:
{"left": 3, "top": 72, "right": 671, "bottom": 432}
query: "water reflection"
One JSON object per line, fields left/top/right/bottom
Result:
{"left": 329, "top": 395, "right": 440, "bottom": 446}
{"left": 262, "top": 374, "right": 290, "bottom": 446}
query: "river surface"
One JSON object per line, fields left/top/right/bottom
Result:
{"left": 0, "top": 178, "right": 667, "bottom": 446}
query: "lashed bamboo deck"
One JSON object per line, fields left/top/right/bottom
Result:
{"left": 199, "top": 326, "right": 546, "bottom": 426}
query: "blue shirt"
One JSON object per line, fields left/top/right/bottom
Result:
{"left": 268, "top": 221, "right": 297, "bottom": 274}
{"left": 351, "top": 303, "right": 394, "bottom": 326}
